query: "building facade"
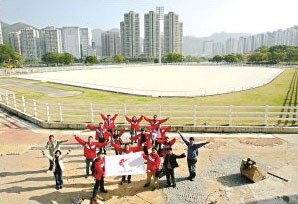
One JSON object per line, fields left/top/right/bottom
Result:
{"left": 101, "top": 31, "right": 120, "bottom": 57}
{"left": 80, "top": 28, "right": 91, "bottom": 58}
{"left": 144, "top": 11, "right": 160, "bottom": 57}
{"left": 43, "top": 27, "right": 63, "bottom": 53}
{"left": 164, "top": 12, "right": 183, "bottom": 55}
{"left": 20, "top": 27, "right": 40, "bottom": 59}
{"left": 61, "top": 27, "right": 81, "bottom": 58}
{"left": 120, "top": 11, "right": 140, "bottom": 57}
{"left": 0, "top": 23, "right": 3, "bottom": 45}
{"left": 9, "top": 31, "right": 21, "bottom": 54}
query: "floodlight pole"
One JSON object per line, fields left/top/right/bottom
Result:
{"left": 156, "top": 6, "right": 164, "bottom": 65}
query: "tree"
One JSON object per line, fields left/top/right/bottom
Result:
{"left": 212, "top": 55, "right": 224, "bottom": 63}
{"left": 85, "top": 56, "right": 99, "bottom": 64}
{"left": 0, "top": 45, "right": 24, "bottom": 67}
{"left": 224, "top": 54, "right": 238, "bottom": 63}
{"left": 164, "top": 53, "right": 183, "bottom": 63}
{"left": 269, "top": 52, "right": 286, "bottom": 64}
{"left": 41, "top": 52, "right": 60, "bottom": 66}
{"left": 114, "top": 54, "right": 124, "bottom": 64}
{"left": 248, "top": 52, "right": 268, "bottom": 63}
{"left": 59, "top": 53, "right": 74, "bottom": 65}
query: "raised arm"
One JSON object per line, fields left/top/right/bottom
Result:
{"left": 169, "top": 138, "right": 176, "bottom": 146}
{"left": 130, "top": 134, "right": 139, "bottom": 141}
{"left": 194, "top": 141, "right": 209, "bottom": 149}
{"left": 143, "top": 116, "right": 152, "bottom": 123}
{"left": 125, "top": 115, "right": 132, "bottom": 123}
{"left": 112, "top": 114, "right": 118, "bottom": 121}
{"left": 175, "top": 153, "right": 186, "bottom": 159}
{"left": 162, "top": 126, "right": 172, "bottom": 133}
{"left": 111, "top": 141, "right": 121, "bottom": 152}
{"left": 87, "top": 124, "right": 97, "bottom": 131}
{"left": 158, "top": 117, "right": 169, "bottom": 124}
{"left": 57, "top": 139, "right": 68, "bottom": 145}
{"left": 155, "top": 138, "right": 165, "bottom": 144}
{"left": 42, "top": 151, "right": 53, "bottom": 161}
{"left": 178, "top": 132, "right": 190, "bottom": 146}
{"left": 137, "top": 115, "right": 144, "bottom": 123}
{"left": 74, "top": 135, "right": 85, "bottom": 146}
{"left": 131, "top": 145, "right": 143, "bottom": 153}
{"left": 94, "top": 141, "right": 107, "bottom": 148}
{"left": 100, "top": 113, "right": 107, "bottom": 120}
{"left": 119, "top": 129, "right": 126, "bottom": 137}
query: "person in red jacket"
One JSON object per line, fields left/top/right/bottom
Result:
{"left": 111, "top": 141, "right": 143, "bottom": 185}
{"left": 74, "top": 135, "right": 107, "bottom": 178}
{"left": 156, "top": 136, "right": 176, "bottom": 158}
{"left": 143, "top": 147, "right": 161, "bottom": 191}
{"left": 100, "top": 113, "right": 118, "bottom": 133}
{"left": 87, "top": 122, "right": 110, "bottom": 155}
{"left": 143, "top": 115, "right": 169, "bottom": 127}
{"left": 125, "top": 115, "right": 143, "bottom": 138}
{"left": 130, "top": 128, "right": 152, "bottom": 155}
{"left": 92, "top": 152, "right": 107, "bottom": 202}
{"left": 147, "top": 125, "right": 172, "bottom": 154}
{"left": 110, "top": 129, "right": 125, "bottom": 155}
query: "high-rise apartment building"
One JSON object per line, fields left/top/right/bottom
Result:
{"left": 225, "top": 38, "right": 238, "bottom": 54}
{"left": 43, "top": 27, "right": 63, "bottom": 53}
{"left": 9, "top": 31, "right": 21, "bottom": 54}
{"left": 20, "top": 27, "right": 40, "bottom": 59}
{"left": 61, "top": 27, "right": 81, "bottom": 58}
{"left": 144, "top": 11, "right": 160, "bottom": 57}
{"left": 101, "top": 31, "right": 120, "bottom": 57}
{"left": 164, "top": 12, "right": 183, "bottom": 55}
{"left": 80, "top": 28, "right": 91, "bottom": 58}
{"left": 120, "top": 11, "right": 140, "bottom": 57}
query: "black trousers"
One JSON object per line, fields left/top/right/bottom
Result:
{"left": 92, "top": 177, "right": 105, "bottom": 198}
{"left": 98, "top": 138, "right": 106, "bottom": 154}
{"left": 122, "top": 175, "right": 131, "bottom": 182}
{"left": 187, "top": 158, "right": 197, "bottom": 179}
{"left": 165, "top": 168, "right": 175, "bottom": 185}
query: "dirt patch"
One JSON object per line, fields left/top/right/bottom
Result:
{"left": 238, "top": 138, "right": 283, "bottom": 146}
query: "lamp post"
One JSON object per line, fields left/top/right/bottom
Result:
{"left": 156, "top": 6, "right": 164, "bottom": 64}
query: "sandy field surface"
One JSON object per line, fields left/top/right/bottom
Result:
{"left": 13, "top": 65, "right": 283, "bottom": 97}
{"left": 1, "top": 111, "right": 298, "bottom": 204}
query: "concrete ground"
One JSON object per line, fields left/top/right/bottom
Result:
{"left": 0, "top": 109, "right": 297, "bottom": 204}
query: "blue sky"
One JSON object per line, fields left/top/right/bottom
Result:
{"left": 1, "top": 0, "right": 298, "bottom": 37}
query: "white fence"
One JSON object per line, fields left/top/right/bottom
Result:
{"left": 1, "top": 89, "right": 297, "bottom": 127}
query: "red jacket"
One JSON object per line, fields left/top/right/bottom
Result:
{"left": 75, "top": 136, "right": 107, "bottom": 159}
{"left": 130, "top": 132, "right": 152, "bottom": 147}
{"left": 155, "top": 138, "right": 176, "bottom": 158}
{"left": 94, "top": 157, "right": 105, "bottom": 180}
{"left": 143, "top": 152, "right": 161, "bottom": 174}
{"left": 111, "top": 142, "right": 143, "bottom": 154}
{"left": 87, "top": 124, "right": 110, "bottom": 140}
{"left": 147, "top": 125, "right": 172, "bottom": 140}
{"left": 125, "top": 115, "right": 143, "bottom": 131}
{"left": 110, "top": 129, "right": 125, "bottom": 145}
{"left": 143, "top": 116, "right": 169, "bottom": 126}
{"left": 100, "top": 113, "right": 118, "bottom": 130}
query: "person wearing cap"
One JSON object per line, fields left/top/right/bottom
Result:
{"left": 92, "top": 152, "right": 107, "bottom": 203}
{"left": 178, "top": 130, "right": 210, "bottom": 181}
{"left": 163, "top": 148, "right": 186, "bottom": 188}
{"left": 73, "top": 135, "right": 107, "bottom": 178}
{"left": 143, "top": 147, "right": 161, "bottom": 191}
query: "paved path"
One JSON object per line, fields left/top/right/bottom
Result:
{"left": 0, "top": 79, "right": 82, "bottom": 97}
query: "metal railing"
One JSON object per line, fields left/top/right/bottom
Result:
{"left": 0, "top": 89, "right": 297, "bottom": 127}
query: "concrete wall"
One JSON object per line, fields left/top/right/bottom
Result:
{"left": 1, "top": 103, "right": 297, "bottom": 133}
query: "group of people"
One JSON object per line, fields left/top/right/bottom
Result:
{"left": 42, "top": 113, "right": 210, "bottom": 203}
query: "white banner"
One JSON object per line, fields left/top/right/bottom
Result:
{"left": 105, "top": 152, "right": 146, "bottom": 176}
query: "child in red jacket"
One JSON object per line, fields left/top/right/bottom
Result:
{"left": 143, "top": 147, "right": 161, "bottom": 191}
{"left": 74, "top": 135, "right": 107, "bottom": 178}
{"left": 92, "top": 152, "right": 107, "bottom": 203}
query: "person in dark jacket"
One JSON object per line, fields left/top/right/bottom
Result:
{"left": 178, "top": 130, "right": 210, "bottom": 181}
{"left": 163, "top": 148, "right": 186, "bottom": 188}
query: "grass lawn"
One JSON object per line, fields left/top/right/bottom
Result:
{"left": 1, "top": 68, "right": 297, "bottom": 126}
